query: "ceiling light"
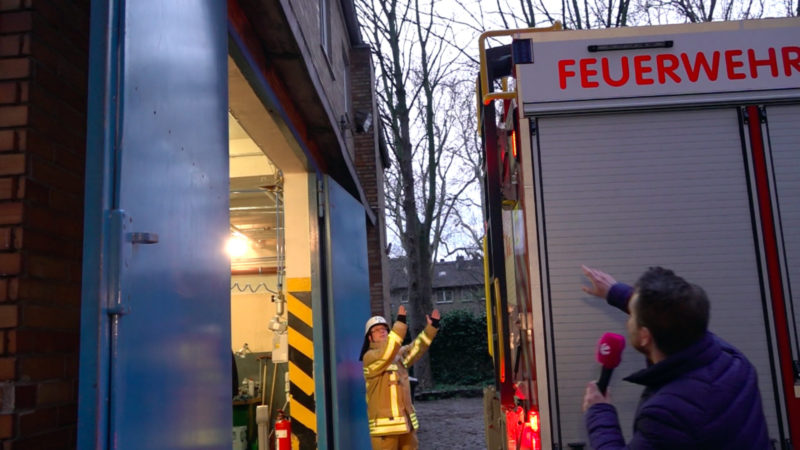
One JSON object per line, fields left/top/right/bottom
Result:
{"left": 226, "top": 234, "right": 250, "bottom": 259}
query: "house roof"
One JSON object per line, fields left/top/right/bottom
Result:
{"left": 389, "top": 256, "right": 484, "bottom": 291}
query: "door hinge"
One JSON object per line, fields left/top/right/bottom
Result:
{"left": 317, "top": 178, "right": 325, "bottom": 218}
{"left": 742, "top": 106, "right": 767, "bottom": 124}
{"left": 107, "top": 209, "right": 131, "bottom": 318}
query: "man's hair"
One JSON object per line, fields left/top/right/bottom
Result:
{"left": 633, "top": 267, "right": 710, "bottom": 355}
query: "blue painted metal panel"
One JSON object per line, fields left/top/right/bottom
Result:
{"left": 78, "top": 1, "right": 230, "bottom": 449}
{"left": 323, "top": 176, "right": 371, "bottom": 449}
{"left": 78, "top": 0, "right": 119, "bottom": 446}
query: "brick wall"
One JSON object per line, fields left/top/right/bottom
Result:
{"left": 350, "top": 45, "right": 390, "bottom": 317}
{"left": 0, "top": 1, "right": 88, "bottom": 448}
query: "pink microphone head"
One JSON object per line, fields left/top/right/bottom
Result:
{"left": 596, "top": 332, "right": 626, "bottom": 369}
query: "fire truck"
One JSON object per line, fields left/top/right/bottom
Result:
{"left": 478, "top": 17, "right": 800, "bottom": 449}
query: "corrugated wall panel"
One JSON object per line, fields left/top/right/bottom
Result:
{"left": 766, "top": 104, "right": 800, "bottom": 367}
{"left": 533, "top": 108, "right": 780, "bottom": 445}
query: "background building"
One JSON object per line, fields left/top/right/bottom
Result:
{"left": 389, "top": 256, "right": 485, "bottom": 315}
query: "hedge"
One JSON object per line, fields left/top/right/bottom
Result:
{"left": 429, "top": 310, "right": 494, "bottom": 386}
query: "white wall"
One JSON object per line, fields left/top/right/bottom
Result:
{"left": 284, "top": 172, "right": 311, "bottom": 280}
{"left": 231, "top": 274, "right": 278, "bottom": 353}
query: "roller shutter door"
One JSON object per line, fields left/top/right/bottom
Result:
{"left": 532, "top": 108, "right": 781, "bottom": 445}
{"left": 766, "top": 104, "right": 800, "bottom": 371}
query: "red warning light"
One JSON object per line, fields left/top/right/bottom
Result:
{"left": 529, "top": 410, "right": 539, "bottom": 433}
{"left": 520, "top": 409, "right": 541, "bottom": 450}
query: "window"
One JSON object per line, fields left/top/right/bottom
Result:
{"left": 319, "top": 0, "right": 331, "bottom": 57}
{"left": 400, "top": 293, "right": 408, "bottom": 303}
{"left": 461, "top": 287, "right": 481, "bottom": 302}
{"left": 342, "top": 47, "right": 350, "bottom": 115}
{"left": 436, "top": 289, "right": 454, "bottom": 304}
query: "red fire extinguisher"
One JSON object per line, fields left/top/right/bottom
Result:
{"left": 275, "top": 410, "right": 291, "bottom": 450}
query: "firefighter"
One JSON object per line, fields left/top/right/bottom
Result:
{"left": 359, "top": 305, "right": 440, "bottom": 450}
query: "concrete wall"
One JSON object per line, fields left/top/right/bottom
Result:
{"left": 284, "top": 0, "right": 356, "bottom": 160}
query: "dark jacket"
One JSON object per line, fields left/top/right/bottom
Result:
{"left": 585, "top": 283, "right": 770, "bottom": 450}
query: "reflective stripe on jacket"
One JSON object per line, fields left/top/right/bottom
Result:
{"left": 362, "top": 321, "right": 437, "bottom": 436}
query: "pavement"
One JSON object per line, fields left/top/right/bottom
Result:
{"left": 415, "top": 396, "right": 486, "bottom": 449}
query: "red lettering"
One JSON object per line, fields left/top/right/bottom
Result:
{"left": 748, "top": 48, "right": 778, "bottom": 78}
{"left": 580, "top": 58, "right": 599, "bottom": 88}
{"left": 559, "top": 59, "right": 577, "bottom": 89}
{"left": 601, "top": 57, "right": 629, "bottom": 87}
{"left": 656, "top": 54, "right": 681, "bottom": 84}
{"left": 681, "top": 51, "right": 720, "bottom": 82}
{"left": 782, "top": 46, "right": 800, "bottom": 76}
{"left": 633, "top": 55, "right": 654, "bottom": 85}
{"left": 725, "top": 49, "right": 746, "bottom": 80}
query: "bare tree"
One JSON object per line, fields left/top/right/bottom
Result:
{"left": 454, "top": 0, "right": 631, "bottom": 29}
{"left": 357, "top": 0, "right": 480, "bottom": 388}
{"left": 436, "top": 78, "right": 485, "bottom": 257}
{"left": 634, "top": 0, "right": 778, "bottom": 23}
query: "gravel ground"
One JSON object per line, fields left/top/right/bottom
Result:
{"left": 415, "top": 396, "right": 486, "bottom": 450}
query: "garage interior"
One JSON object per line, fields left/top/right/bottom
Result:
{"left": 227, "top": 55, "right": 314, "bottom": 448}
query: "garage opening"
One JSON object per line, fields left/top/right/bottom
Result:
{"left": 227, "top": 56, "right": 314, "bottom": 448}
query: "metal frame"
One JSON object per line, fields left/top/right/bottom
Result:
{"left": 77, "top": 1, "right": 121, "bottom": 446}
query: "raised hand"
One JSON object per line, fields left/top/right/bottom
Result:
{"left": 581, "top": 265, "right": 617, "bottom": 299}
{"left": 398, "top": 305, "right": 406, "bottom": 316}
{"left": 426, "top": 309, "right": 440, "bottom": 325}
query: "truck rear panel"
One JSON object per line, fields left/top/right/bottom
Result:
{"left": 482, "top": 17, "right": 800, "bottom": 448}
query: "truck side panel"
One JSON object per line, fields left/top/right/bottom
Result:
{"left": 528, "top": 108, "right": 783, "bottom": 445}
{"left": 766, "top": 104, "right": 800, "bottom": 361}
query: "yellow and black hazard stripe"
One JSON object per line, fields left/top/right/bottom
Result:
{"left": 287, "top": 278, "right": 316, "bottom": 448}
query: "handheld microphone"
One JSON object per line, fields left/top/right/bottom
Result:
{"left": 596, "top": 332, "right": 626, "bottom": 395}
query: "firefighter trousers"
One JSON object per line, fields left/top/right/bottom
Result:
{"left": 370, "top": 430, "right": 418, "bottom": 450}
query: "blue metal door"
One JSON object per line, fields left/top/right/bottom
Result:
{"left": 78, "top": 1, "right": 230, "bottom": 448}
{"left": 322, "top": 176, "right": 371, "bottom": 449}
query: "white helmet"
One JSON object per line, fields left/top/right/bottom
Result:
{"left": 364, "top": 316, "right": 389, "bottom": 337}
{"left": 360, "top": 315, "right": 390, "bottom": 361}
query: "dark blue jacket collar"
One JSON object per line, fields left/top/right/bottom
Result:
{"left": 623, "top": 332, "right": 719, "bottom": 388}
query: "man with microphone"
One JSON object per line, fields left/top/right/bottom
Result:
{"left": 581, "top": 266, "right": 770, "bottom": 449}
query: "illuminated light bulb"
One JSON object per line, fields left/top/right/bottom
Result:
{"left": 226, "top": 235, "right": 249, "bottom": 258}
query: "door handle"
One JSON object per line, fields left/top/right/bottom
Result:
{"left": 128, "top": 232, "right": 158, "bottom": 244}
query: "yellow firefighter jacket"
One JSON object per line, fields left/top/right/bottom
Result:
{"left": 362, "top": 320, "right": 438, "bottom": 437}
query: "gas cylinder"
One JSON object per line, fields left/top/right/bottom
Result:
{"left": 274, "top": 410, "right": 291, "bottom": 450}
